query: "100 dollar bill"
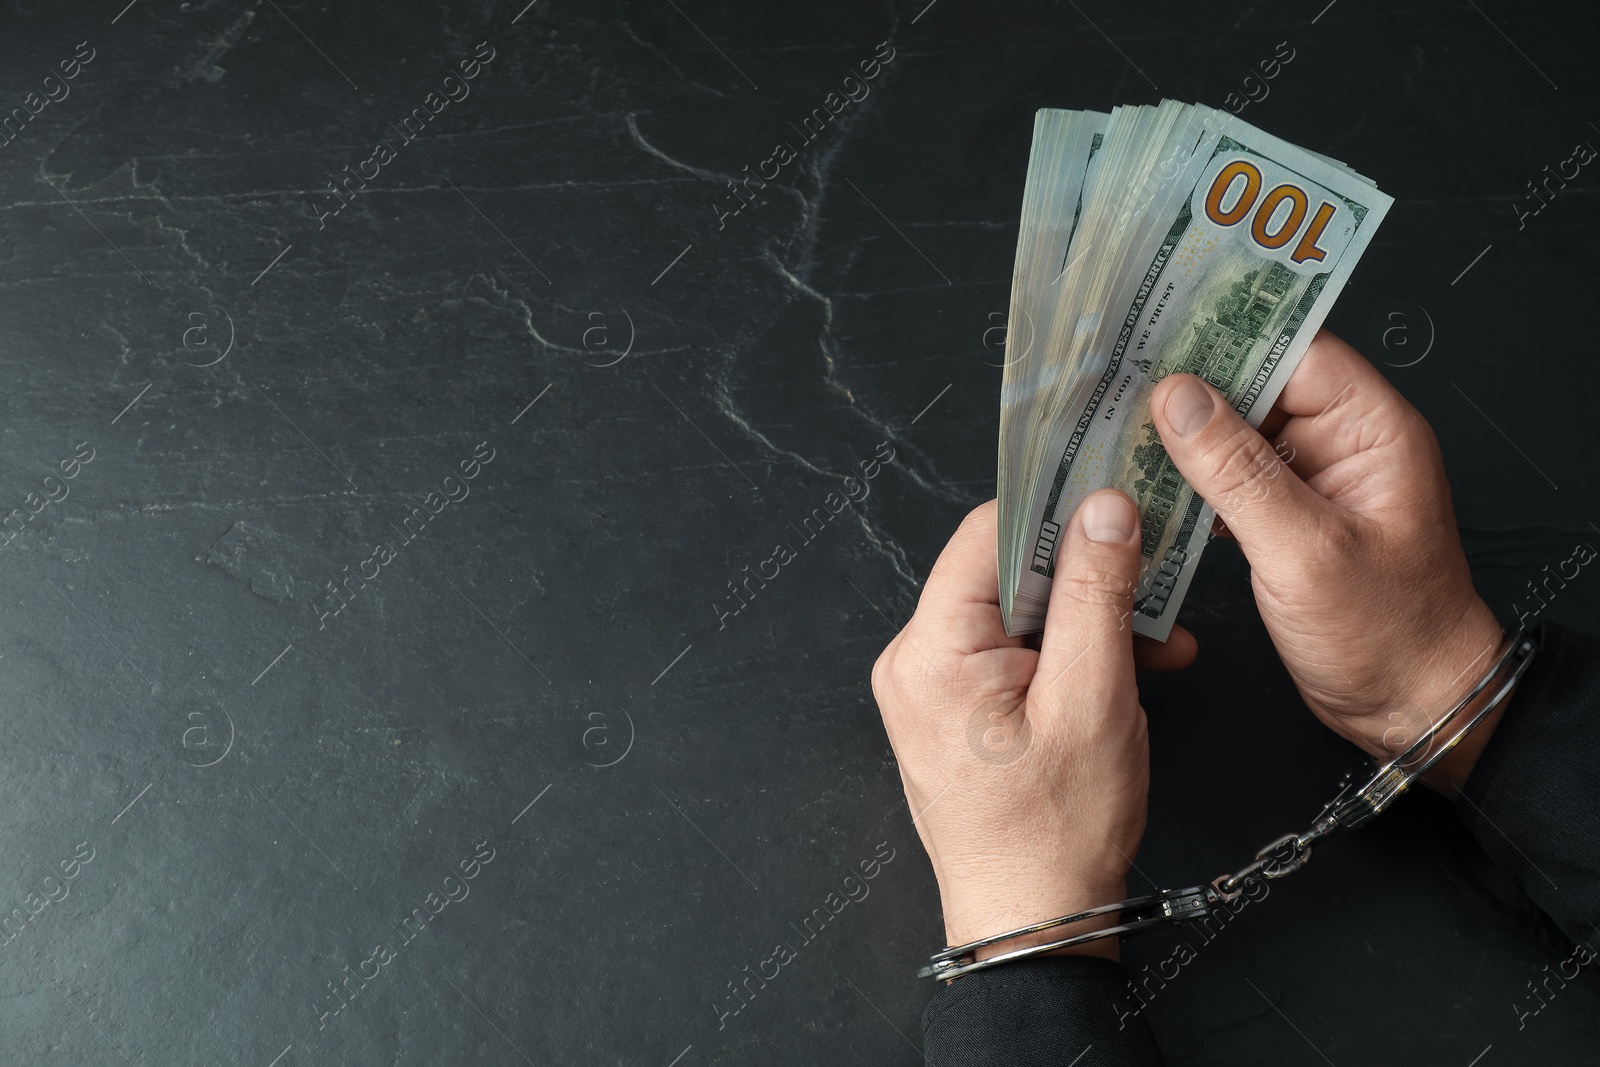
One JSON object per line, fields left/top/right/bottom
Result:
{"left": 1009, "top": 115, "right": 1391, "bottom": 639}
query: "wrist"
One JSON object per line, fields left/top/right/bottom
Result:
{"left": 1362, "top": 599, "right": 1507, "bottom": 789}
{"left": 941, "top": 877, "right": 1128, "bottom": 963}
{"left": 1420, "top": 681, "right": 1518, "bottom": 794}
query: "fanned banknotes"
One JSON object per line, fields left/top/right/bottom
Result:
{"left": 997, "top": 102, "right": 1391, "bottom": 640}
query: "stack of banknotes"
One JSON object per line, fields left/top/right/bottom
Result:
{"left": 997, "top": 101, "right": 1392, "bottom": 640}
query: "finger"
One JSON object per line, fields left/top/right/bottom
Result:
{"left": 1035, "top": 489, "right": 1142, "bottom": 690}
{"left": 1242, "top": 335, "right": 1330, "bottom": 446}
{"left": 1266, "top": 331, "right": 1430, "bottom": 480}
{"left": 1151, "top": 373, "right": 1331, "bottom": 553}
{"left": 1272, "top": 331, "right": 1394, "bottom": 418}
{"left": 1135, "top": 625, "right": 1197, "bottom": 671}
{"left": 1257, "top": 404, "right": 1292, "bottom": 443}
{"left": 908, "top": 499, "right": 1024, "bottom": 655}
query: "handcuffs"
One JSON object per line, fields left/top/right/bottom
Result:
{"left": 920, "top": 628, "right": 1540, "bottom": 982}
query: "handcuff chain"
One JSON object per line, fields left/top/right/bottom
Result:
{"left": 1211, "top": 832, "right": 1311, "bottom": 900}
{"left": 1218, "top": 629, "right": 1536, "bottom": 898}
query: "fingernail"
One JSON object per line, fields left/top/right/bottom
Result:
{"left": 1081, "top": 492, "right": 1137, "bottom": 543}
{"left": 1165, "top": 377, "right": 1215, "bottom": 437}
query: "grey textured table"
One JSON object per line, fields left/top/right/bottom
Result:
{"left": 2, "top": 1, "right": 1598, "bottom": 1063}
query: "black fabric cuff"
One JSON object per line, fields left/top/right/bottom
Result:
{"left": 922, "top": 955, "right": 1165, "bottom": 1067}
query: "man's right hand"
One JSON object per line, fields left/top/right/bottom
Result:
{"left": 1149, "top": 331, "right": 1505, "bottom": 789}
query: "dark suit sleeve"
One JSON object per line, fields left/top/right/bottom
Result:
{"left": 922, "top": 955, "right": 1165, "bottom": 1066}
{"left": 1455, "top": 620, "right": 1600, "bottom": 954}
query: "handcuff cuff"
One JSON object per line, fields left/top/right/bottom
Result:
{"left": 919, "top": 627, "right": 1540, "bottom": 982}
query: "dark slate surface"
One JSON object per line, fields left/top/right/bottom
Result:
{"left": 1, "top": 0, "right": 1597, "bottom": 1063}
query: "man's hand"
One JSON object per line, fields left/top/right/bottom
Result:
{"left": 1150, "top": 331, "right": 1504, "bottom": 789}
{"left": 871, "top": 491, "right": 1171, "bottom": 960}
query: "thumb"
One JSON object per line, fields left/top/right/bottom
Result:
{"left": 1150, "top": 373, "right": 1328, "bottom": 552}
{"left": 1035, "top": 489, "right": 1142, "bottom": 690}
